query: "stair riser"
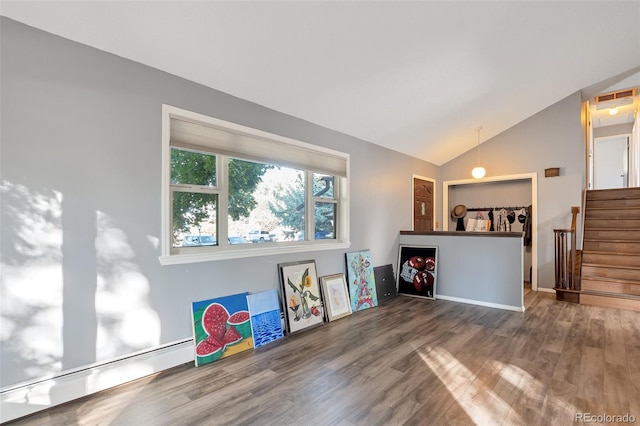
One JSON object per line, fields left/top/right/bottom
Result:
{"left": 580, "top": 293, "right": 640, "bottom": 312}
{"left": 585, "top": 209, "right": 640, "bottom": 219}
{"left": 584, "top": 230, "right": 640, "bottom": 240}
{"left": 582, "top": 265, "right": 640, "bottom": 281}
{"left": 581, "top": 280, "right": 640, "bottom": 296}
{"left": 587, "top": 199, "right": 640, "bottom": 209}
{"left": 583, "top": 241, "right": 640, "bottom": 253}
{"left": 582, "top": 253, "right": 640, "bottom": 267}
{"left": 584, "top": 219, "right": 640, "bottom": 229}
{"left": 586, "top": 188, "right": 640, "bottom": 201}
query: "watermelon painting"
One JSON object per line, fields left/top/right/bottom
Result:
{"left": 191, "top": 292, "right": 254, "bottom": 367}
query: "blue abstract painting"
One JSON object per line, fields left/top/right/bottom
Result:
{"left": 247, "top": 289, "right": 285, "bottom": 348}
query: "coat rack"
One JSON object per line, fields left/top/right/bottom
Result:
{"left": 465, "top": 205, "right": 528, "bottom": 212}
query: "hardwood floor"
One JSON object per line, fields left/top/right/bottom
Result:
{"left": 7, "top": 290, "right": 640, "bottom": 425}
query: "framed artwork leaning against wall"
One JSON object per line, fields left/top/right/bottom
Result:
{"left": 345, "top": 249, "right": 378, "bottom": 312}
{"left": 278, "top": 260, "right": 325, "bottom": 333}
{"left": 397, "top": 245, "right": 438, "bottom": 300}
{"left": 319, "top": 273, "right": 352, "bottom": 322}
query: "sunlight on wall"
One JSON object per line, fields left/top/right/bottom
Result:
{"left": 146, "top": 235, "right": 159, "bottom": 249}
{"left": 87, "top": 361, "right": 154, "bottom": 393}
{"left": 1, "top": 182, "right": 64, "bottom": 383}
{"left": 95, "top": 212, "right": 160, "bottom": 359}
{"left": 2, "top": 264, "right": 64, "bottom": 378}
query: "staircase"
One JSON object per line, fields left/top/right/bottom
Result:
{"left": 580, "top": 187, "right": 640, "bottom": 312}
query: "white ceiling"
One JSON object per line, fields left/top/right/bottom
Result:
{"left": 2, "top": 1, "right": 639, "bottom": 165}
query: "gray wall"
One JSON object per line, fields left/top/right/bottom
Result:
{"left": 593, "top": 123, "right": 633, "bottom": 139}
{"left": 440, "top": 92, "right": 585, "bottom": 290}
{"left": 0, "top": 18, "right": 438, "bottom": 387}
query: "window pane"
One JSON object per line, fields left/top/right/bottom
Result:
{"left": 227, "top": 159, "right": 305, "bottom": 242}
{"left": 171, "top": 148, "right": 217, "bottom": 187}
{"left": 315, "top": 201, "right": 336, "bottom": 240}
{"left": 313, "top": 174, "right": 334, "bottom": 198}
{"left": 172, "top": 191, "right": 218, "bottom": 248}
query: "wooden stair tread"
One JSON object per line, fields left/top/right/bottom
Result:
{"left": 586, "top": 206, "right": 640, "bottom": 210}
{"left": 581, "top": 275, "right": 640, "bottom": 285}
{"left": 583, "top": 220, "right": 640, "bottom": 228}
{"left": 586, "top": 188, "right": 640, "bottom": 197}
{"left": 583, "top": 237, "right": 640, "bottom": 243}
{"left": 581, "top": 290, "right": 640, "bottom": 301}
{"left": 582, "top": 250, "right": 640, "bottom": 256}
{"left": 585, "top": 218, "right": 640, "bottom": 221}
{"left": 580, "top": 262, "right": 640, "bottom": 271}
{"left": 586, "top": 194, "right": 640, "bottom": 200}
{"left": 582, "top": 240, "right": 640, "bottom": 254}
{"left": 585, "top": 226, "right": 637, "bottom": 231}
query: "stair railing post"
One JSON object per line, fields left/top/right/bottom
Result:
{"left": 570, "top": 207, "right": 580, "bottom": 291}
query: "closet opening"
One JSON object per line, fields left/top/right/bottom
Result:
{"left": 442, "top": 173, "right": 538, "bottom": 291}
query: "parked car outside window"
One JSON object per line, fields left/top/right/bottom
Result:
{"left": 245, "top": 230, "right": 272, "bottom": 242}
{"left": 182, "top": 234, "right": 216, "bottom": 246}
{"left": 228, "top": 235, "right": 249, "bottom": 244}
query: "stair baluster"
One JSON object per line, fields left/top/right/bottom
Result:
{"left": 554, "top": 206, "right": 581, "bottom": 303}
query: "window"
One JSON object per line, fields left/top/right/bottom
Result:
{"left": 171, "top": 148, "right": 219, "bottom": 248}
{"left": 160, "top": 105, "right": 350, "bottom": 264}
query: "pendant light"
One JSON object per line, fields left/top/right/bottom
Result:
{"left": 471, "top": 126, "right": 486, "bottom": 179}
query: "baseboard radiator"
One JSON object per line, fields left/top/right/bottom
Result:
{"left": 0, "top": 339, "right": 194, "bottom": 423}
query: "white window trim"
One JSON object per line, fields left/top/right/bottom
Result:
{"left": 159, "top": 105, "right": 350, "bottom": 265}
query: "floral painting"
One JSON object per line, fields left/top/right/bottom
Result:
{"left": 397, "top": 245, "right": 438, "bottom": 300}
{"left": 345, "top": 250, "right": 378, "bottom": 312}
{"left": 191, "top": 292, "right": 254, "bottom": 367}
{"left": 278, "top": 260, "right": 324, "bottom": 333}
{"left": 247, "top": 289, "right": 284, "bottom": 349}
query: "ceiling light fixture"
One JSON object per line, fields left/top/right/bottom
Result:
{"left": 472, "top": 126, "right": 486, "bottom": 179}
{"left": 609, "top": 107, "right": 618, "bottom": 115}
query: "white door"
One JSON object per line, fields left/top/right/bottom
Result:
{"left": 594, "top": 136, "right": 628, "bottom": 189}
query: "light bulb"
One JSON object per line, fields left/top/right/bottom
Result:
{"left": 609, "top": 108, "right": 618, "bottom": 115}
{"left": 472, "top": 126, "right": 485, "bottom": 179}
{"left": 472, "top": 166, "right": 486, "bottom": 179}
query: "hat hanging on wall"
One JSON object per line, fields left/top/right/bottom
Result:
{"left": 517, "top": 208, "right": 527, "bottom": 223}
{"left": 451, "top": 204, "right": 468, "bottom": 219}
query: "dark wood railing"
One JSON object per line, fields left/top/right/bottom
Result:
{"left": 554, "top": 207, "right": 581, "bottom": 303}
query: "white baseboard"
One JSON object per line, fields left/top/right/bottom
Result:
{"left": 537, "top": 287, "right": 556, "bottom": 294}
{"left": 436, "top": 294, "right": 525, "bottom": 312}
{"left": 0, "top": 339, "right": 194, "bottom": 423}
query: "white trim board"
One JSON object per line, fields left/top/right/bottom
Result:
{"left": 435, "top": 294, "right": 525, "bottom": 312}
{"left": 0, "top": 339, "right": 194, "bottom": 423}
{"left": 442, "top": 172, "right": 538, "bottom": 291}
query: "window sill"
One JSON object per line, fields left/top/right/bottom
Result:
{"left": 159, "top": 241, "right": 351, "bottom": 265}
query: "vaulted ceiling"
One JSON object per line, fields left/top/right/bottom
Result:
{"left": 2, "top": 1, "right": 639, "bottom": 165}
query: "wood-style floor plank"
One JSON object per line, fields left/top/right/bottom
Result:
{"left": 6, "top": 290, "right": 640, "bottom": 426}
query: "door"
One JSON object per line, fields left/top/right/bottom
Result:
{"left": 413, "top": 177, "right": 434, "bottom": 231}
{"left": 594, "top": 136, "right": 629, "bottom": 189}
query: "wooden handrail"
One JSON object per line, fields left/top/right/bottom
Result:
{"left": 554, "top": 206, "right": 581, "bottom": 292}
{"left": 571, "top": 206, "right": 579, "bottom": 231}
